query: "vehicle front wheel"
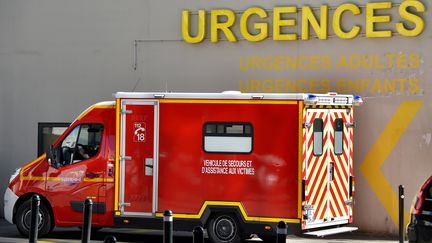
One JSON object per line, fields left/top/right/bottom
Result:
{"left": 15, "top": 198, "right": 53, "bottom": 237}
{"left": 208, "top": 214, "right": 242, "bottom": 243}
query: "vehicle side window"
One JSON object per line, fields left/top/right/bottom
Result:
{"left": 203, "top": 122, "right": 253, "bottom": 153}
{"left": 313, "top": 118, "right": 323, "bottom": 156}
{"left": 59, "top": 124, "right": 104, "bottom": 166}
{"left": 60, "top": 126, "right": 80, "bottom": 166}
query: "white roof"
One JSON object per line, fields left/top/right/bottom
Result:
{"left": 113, "top": 91, "right": 356, "bottom": 105}
{"left": 114, "top": 91, "right": 303, "bottom": 100}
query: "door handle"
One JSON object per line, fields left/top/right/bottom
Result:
{"left": 145, "top": 158, "right": 153, "bottom": 176}
{"left": 329, "top": 162, "right": 334, "bottom": 181}
{"left": 86, "top": 172, "right": 100, "bottom": 178}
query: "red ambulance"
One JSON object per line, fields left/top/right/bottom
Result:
{"left": 4, "top": 91, "right": 362, "bottom": 242}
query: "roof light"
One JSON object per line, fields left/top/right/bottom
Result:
{"left": 252, "top": 95, "right": 264, "bottom": 99}
{"left": 305, "top": 94, "right": 318, "bottom": 105}
{"left": 334, "top": 97, "right": 349, "bottom": 104}
{"left": 327, "top": 92, "right": 338, "bottom": 96}
{"left": 154, "top": 94, "right": 165, "bottom": 99}
{"left": 353, "top": 95, "right": 363, "bottom": 106}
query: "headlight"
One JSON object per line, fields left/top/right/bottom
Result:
{"left": 9, "top": 168, "right": 21, "bottom": 183}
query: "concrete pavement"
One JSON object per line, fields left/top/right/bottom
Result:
{"left": 0, "top": 219, "right": 401, "bottom": 242}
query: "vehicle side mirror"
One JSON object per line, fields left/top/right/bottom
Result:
{"left": 47, "top": 145, "right": 60, "bottom": 169}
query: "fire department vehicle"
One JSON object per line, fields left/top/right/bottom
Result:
{"left": 4, "top": 91, "right": 362, "bottom": 242}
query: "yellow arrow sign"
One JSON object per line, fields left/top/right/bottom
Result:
{"left": 360, "top": 100, "right": 423, "bottom": 227}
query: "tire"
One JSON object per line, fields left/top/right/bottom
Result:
{"left": 15, "top": 199, "right": 53, "bottom": 238}
{"left": 208, "top": 214, "right": 242, "bottom": 243}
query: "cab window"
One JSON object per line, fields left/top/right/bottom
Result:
{"left": 59, "top": 124, "right": 103, "bottom": 166}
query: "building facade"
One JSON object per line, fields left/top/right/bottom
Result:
{"left": 0, "top": 0, "right": 431, "bottom": 234}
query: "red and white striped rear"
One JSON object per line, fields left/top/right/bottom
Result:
{"left": 302, "top": 106, "right": 354, "bottom": 229}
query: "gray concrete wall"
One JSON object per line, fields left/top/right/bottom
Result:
{"left": 0, "top": 0, "right": 431, "bottom": 235}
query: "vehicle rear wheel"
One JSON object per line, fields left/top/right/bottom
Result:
{"left": 208, "top": 214, "right": 242, "bottom": 243}
{"left": 16, "top": 199, "right": 53, "bottom": 237}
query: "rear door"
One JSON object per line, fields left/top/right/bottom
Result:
{"left": 119, "top": 100, "right": 159, "bottom": 216}
{"left": 303, "top": 108, "right": 353, "bottom": 228}
{"left": 327, "top": 109, "right": 352, "bottom": 222}
{"left": 303, "top": 109, "right": 330, "bottom": 227}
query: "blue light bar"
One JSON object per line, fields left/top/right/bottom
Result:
{"left": 353, "top": 95, "right": 363, "bottom": 106}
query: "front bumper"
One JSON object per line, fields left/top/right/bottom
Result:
{"left": 4, "top": 187, "right": 18, "bottom": 224}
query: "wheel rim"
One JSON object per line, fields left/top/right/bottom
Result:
{"left": 22, "top": 208, "right": 44, "bottom": 231}
{"left": 214, "top": 216, "right": 236, "bottom": 242}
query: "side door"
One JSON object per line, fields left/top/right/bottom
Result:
{"left": 119, "top": 100, "right": 159, "bottom": 216}
{"left": 46, "top": 124, "right": 106, "bottom": 224}
{"left": 327, "top": 109, "right": 352, "bottom": 222}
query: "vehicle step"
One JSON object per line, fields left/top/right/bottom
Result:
{"left": 304, "top": 226, "right": 358, "bottom": 237}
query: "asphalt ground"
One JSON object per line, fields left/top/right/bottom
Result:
{"left": 0, "top": 219, "right": 400, "bottom": 243}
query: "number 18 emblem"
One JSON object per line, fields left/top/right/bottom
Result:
{"left": 133, "top": 122, "right": 146, "bottom": 142}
